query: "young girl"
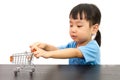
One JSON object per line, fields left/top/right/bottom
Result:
{"left": 30, "top": 3, "right": 101, "bottom": 65}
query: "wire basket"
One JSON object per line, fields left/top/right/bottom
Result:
{"left": 10, "top": 51, "right": 35, "bottom": 76}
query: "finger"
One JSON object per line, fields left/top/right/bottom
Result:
{"left": 31, "top": 48, "right": 37, "bottom": 52}
{"left": 34, "top": 42, "right": 40, "bottom": 47}
{"left": 32, "top": 51, "right": 38, "bottom": 57}
{"left": 30, "top": 42, "right": 39, "bottom": 48}
{"left": 34, "top": 54, "right": 40, "bottom": 58}
{"left": 34, "top": 54, "right": 39, "bottom": 58}
{"left": 30, "top": 45, "right": 39, "bottom": 53}
{"left": 31, "top": 48, "right": 39, "bottom": 56}
{"left": 33, "top": 51, "right": 41, "bottom": 58}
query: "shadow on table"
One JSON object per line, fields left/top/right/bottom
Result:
{"left": 50, "top": 65, "right": 101, "bottom": 80}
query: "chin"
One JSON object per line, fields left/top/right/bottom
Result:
{"left": 72, "top": 39, "right": 78, "bottom": 42}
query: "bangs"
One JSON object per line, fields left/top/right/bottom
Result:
{"left": 70, "top": 11, "right": 87, "bottom": 20}
{"left": 69, "top": 4, "right": 92, "bottom": 21}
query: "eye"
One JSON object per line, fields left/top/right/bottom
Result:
{"left": 77, "top": 25, "right": 82, "bottom": 28}
{"left": 70, "top": 25, "right": 73, "bottom": 27}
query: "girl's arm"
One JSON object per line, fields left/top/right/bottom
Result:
{"left": 30, "top": 42, "right": 59, "bottom": 51}
{"left": 44, "top": 44, "right": 59, "bottom": 51}
{"left": 34, "top": 48, "right": 83, "bottom": 59}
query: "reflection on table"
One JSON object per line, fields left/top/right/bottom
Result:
{"left": 0, "top": 65, "right": 120, "bottom": 80}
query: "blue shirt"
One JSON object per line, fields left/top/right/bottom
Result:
{"left": 58, "top": 40, "right": 100, "bottom": 65}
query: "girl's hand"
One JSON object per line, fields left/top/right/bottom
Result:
{"left": 30, "top": 42, "right": 47, "bottom": 50}
{"left": 31, "top": 47, "right": 47, "bottom": 58}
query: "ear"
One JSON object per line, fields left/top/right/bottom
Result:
{"left": 91, "top": 24, "right": 99, "bottom": 35}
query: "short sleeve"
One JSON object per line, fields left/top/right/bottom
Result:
{"left": 78, "top": 40, "right": 100, "bottom": 64}
{"left": 58, "top": 45, "right": 67, "bottom": 49}
{"left": 58, "top": 41, "right": 76, "bottom": 49}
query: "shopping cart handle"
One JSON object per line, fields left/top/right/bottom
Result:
{"left": 10, "top": 56, "right": 13, "bottom": 62}
{"left": 31, "top": 48, "right": 37, "bottom": 52}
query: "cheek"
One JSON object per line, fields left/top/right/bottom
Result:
{"left": 69, "top": 29, "right": 72, "bottom": 34}
{"left": 77, "top": 30, "right": 87, "bottom": 35}
{"left": 69, "top": 29, "right": 70, "bottom": 34}
{"left": 78, "top": 30, "right": 91, "bottom": 38}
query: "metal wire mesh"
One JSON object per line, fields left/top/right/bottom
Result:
{"left": 11, "top": 52, "right": 33, "bottom": 65}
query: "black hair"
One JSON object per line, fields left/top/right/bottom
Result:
{"left": 69, "top": 3, "right": 101, "bottom": 46}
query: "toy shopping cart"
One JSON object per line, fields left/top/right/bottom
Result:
{"left": 10, "top": 51, "right": 35, "bottom": 76}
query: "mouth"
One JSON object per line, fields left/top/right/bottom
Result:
{"left": 71, "top": 35, "right": 77, "bottom": 39}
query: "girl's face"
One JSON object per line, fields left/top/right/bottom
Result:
{"left": 69, "top": 14, "right": 98, "bottom": 46}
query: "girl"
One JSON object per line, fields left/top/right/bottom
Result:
{"left": 30, "top": 3, "right": 101, "bottom": 65}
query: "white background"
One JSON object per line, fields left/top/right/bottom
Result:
{"left": 0, "top": 0, "right": 120, "bottom": 64}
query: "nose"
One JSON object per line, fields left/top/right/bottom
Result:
{"left": 70, "top": 26, "right": 77, "bottom": 33}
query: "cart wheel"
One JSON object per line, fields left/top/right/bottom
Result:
{"left": 29, "top": 72, "right": 33, "bottom": 76}
{"left": 14, "top": 71, "right": 18, "bottom": 76}
{"left": 32, "top": 68, "right": 35, "bottom": 72}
